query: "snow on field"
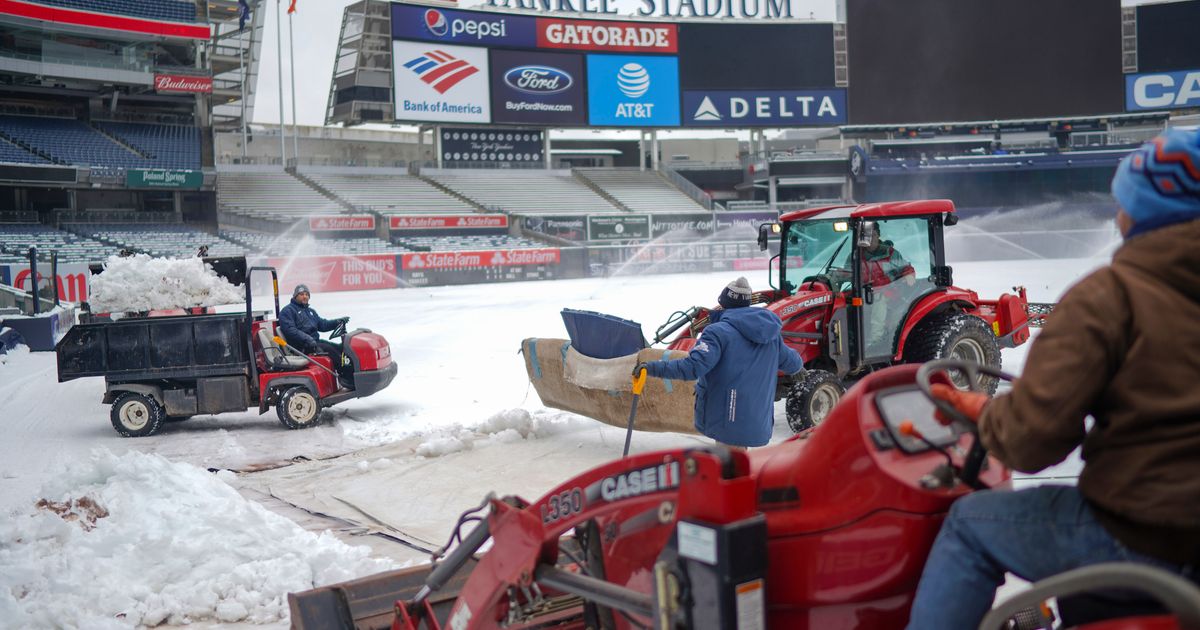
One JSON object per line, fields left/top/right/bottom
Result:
{"left": 0, "top": 253, "right": 1106, "bottom": 627}
{"left": 0, "top": 449, "right": 397, "bottom": 629}
{"left": 87, "top": 254, "right": 244, "bottom": 314}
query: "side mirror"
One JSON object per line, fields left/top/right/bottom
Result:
{"left": 944, "top": 213, "right": 959, "bottom": 226}
{"left": 757, "top": 222, "right": 780, "bottom": 251}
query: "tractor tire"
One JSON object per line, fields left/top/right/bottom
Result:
{"left": 906, "top": 312, "right": 1002, "bottom": 394}
{"left": 785, "top": 370, "right": 846, "bottom": 433}
{"left": 110, "top": 392, "right": 165, "bottom": 438}
{"left": 277, "top": 386, "right": 323, "bottom": 430}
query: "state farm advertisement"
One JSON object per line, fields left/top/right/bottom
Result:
{"left": 389, "top": 214, "right": 508, "bottom": 230}
{"left": 536, "top": 18, "right": 677, "bottom": 53}
{"left": 269, "top": 255, "right": 398, "bottom": 292}
{"left": 308, "top": 215, "right": 376, "bottom": 232}
{"left": 402, "top": 248, "right": 560, "bottom": 270}
{"left": 154, "top": 74, "right": 213, "bottom": 94}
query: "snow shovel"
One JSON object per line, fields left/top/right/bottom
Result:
{"left": 274, "top": 335, "right": 340, "bottom": 378}
{"left": 622, "top": 365, "right": 649, "bottom": 457}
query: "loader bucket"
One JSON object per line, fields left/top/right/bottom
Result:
{"left": 521, "top": 338, "right": 699, "bottom": 434}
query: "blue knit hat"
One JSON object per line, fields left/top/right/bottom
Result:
{"left": 1111, "top": 128, "right": 1200, "bottom": 238}
{"left": 718, "top": 277, "right": 752, "bottom": 309}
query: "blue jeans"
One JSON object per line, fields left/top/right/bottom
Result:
{"left": 907, "top": 485, "right": 1195, "bottom": 630}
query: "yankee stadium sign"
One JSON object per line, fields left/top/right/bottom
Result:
{"left": 486, "top": 0, "right": 796, "bottom": 19}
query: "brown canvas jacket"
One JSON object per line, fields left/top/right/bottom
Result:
{"left": 979, "top": 219, "right": 1200, "bottom": 562}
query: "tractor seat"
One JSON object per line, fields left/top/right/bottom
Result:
{"left": 257, "top": 327, "right": 309, "bottom": 371}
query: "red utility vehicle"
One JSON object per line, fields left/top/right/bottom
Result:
{"left": 56, "top": 266, "right": 396, "bottom": 436}
{"left": 289, "top": 360, "right": 1200, "bottom": 630}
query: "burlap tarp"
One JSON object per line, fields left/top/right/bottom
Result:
{"left": 521, "top": 338, "right": 698, "bottom": 434}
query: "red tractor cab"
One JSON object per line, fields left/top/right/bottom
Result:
{"left": 663, "top": 199, "right": 1040, "bottom": 432}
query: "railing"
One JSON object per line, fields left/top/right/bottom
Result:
{"left": 284, "top": 157, "right": 408, "bottom": 168}
{"left": 1070, "top": 128, "right": 1161, "bottom": 149}
{"left": 663, "top": 160, "right": 743, "bottom": 170}
{"left": 0, "top": 48, "right": 153, "bottom": 73}
{"left": 55, "top": 210, "right": 176, "bottom": 226}
{"left": 0, "top": 210, "right": 38, "bottom": 223}
{"left": 657, "top": 162, "right": 713, "bottom": 210}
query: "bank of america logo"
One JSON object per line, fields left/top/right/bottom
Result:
{"left": 403, "top": 51, "right": 478, "bottom": 94}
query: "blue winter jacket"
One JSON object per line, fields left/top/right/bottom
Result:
{"left": 644, "top": 307, "right": 803, "bottom": 447}
{"left": 278, "top": 298, "right": 339, "bottom": 352}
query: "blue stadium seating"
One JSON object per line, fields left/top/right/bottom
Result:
{"left": 26, "top": 0, "right": 196, "bottom": 23}
{"left": 0, "top": 138, "right": 47, "bottom": 165}
{"left": 95, "top": 122, "right": 201, "bottom": 170}
{"left": 0, "top": 116, "right": 147, "bottom": 168}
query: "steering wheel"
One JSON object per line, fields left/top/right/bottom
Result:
{"left": 331, "top": 320, "right": 348, "bottom": 338}
{"left": 915, "top": 359, "right": 1017, "bottom": 488}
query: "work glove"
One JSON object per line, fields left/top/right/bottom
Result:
{"left": 929, "top": 383, "right": 989, "bottom": 426}
{"left": 337, "top": 317, "right": 350, "bottom": 324}
{"left": 632, "top": 362, "right": 649, "bottom": 377}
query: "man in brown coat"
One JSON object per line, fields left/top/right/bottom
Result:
{"left": 907, "top": 127, "right": 1200, "bottom": 629}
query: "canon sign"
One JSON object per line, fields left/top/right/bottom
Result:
{"left": 308, "top": 215, "right": 376, "bottom": 232}
{"left": 154, "top": 74, "right": 213, "bottom": 94}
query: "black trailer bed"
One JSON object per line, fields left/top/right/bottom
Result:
{"left": 56, "top": 313, "right": 251, "bottom": 382}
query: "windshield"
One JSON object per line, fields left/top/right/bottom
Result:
{"left": 781, "top": 219, "right": 852, "bottom": 291}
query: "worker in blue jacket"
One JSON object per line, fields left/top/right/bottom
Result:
{"left": 279, "top": 285, "right": 351, "bottom": 385}
{"left": 638, "top": 278, "right": 804, "bottom": 447}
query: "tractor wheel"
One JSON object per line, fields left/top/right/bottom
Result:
{"left": 277, "top": 386, "right": 323, "bottom": 430}
{"left": 110, "top": 392, "right": 165, "bottom": 438}
{"left": 785, "top": 370, "right": 846, "bottom": 433}
{"left": 906, "top": 312, "right": 1002, "bottom": 394}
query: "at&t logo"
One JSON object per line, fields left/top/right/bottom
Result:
{"left": 615, "top": 63, "right": 653, "bottom": 119}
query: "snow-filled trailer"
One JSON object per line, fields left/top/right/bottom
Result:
{"left": 55, "top": 266, "right": 398, "bottom": 436}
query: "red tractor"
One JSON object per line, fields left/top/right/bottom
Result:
{"left": 668, "top": 199, "right": 1040, "bottom": 431}
{"left": 524, "top": 200, "right": 1046, "bottom": 437}
{"left": 289, "top": 360, "right": 1200, "bottom": 630}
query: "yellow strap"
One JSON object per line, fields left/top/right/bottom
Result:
{"left": 273, "top": 335, "right": 287, "bottom": 346}
{"left": 632, "top": 368, "right": 647, "bottom": 396}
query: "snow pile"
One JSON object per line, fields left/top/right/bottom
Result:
{"left": 0, "top": 344, "right": 28, "bottom": 365}
{"left": 412, "top": 409, "right": 576, "bottom": 458}
{"left": 87, "top": 254, "right": 244, "bottom": 313}
{"left": 0, "top": 449, "right": 396, "bottom": 628}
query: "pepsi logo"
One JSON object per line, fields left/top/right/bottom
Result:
{"left": 504, "top": 65, "right": 572, "bottom": 95}
{"left": 617, "top": 63, "right": 650, "bottom": 99}
{"left": 424, "top": 9, "right": 447, "bottom": 37}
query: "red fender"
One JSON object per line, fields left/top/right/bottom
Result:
{"left": 892, "top": 288, "right": 980, "bottom": 360}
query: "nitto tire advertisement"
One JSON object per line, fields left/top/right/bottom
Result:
{"left": 394, "top": 41, "right": 491, "bottom": 123}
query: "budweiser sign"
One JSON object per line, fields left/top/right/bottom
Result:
{"left": 389, "top": 214, "right": 509, "bottom": 230}
{"left": 309, "top": 215, "right": 376, "bottom": 232}
{"left": 154, "top": 74, "right": 213, "bottom": 94}
{"left": 402, "top": 248, "right": 560, "bottom": 270}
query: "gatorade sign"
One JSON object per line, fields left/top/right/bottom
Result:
{"left": 537, "top": 18, "right": 677, "bottom": 53}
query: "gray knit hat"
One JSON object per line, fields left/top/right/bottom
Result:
{"left": 293, "top": 284, "right": 310, "bottom": 298}
{"left": 718, "top": 277, "right": 752, "bottom": 309}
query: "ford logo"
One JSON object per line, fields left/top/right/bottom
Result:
{"left": 504, "top": 65, "right": 572, "bottom": 95}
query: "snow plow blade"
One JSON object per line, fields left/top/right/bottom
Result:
{"left": 289, "top": 561, "right": 467, "bottom": 630}
{"left": 521, "top": 337, "right": 699, "bottom": 435}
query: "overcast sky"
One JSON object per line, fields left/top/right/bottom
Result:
{"left": 252, "top": 0, "right": 1151, "bottom": 136}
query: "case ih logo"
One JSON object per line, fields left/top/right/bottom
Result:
{"left": 389, "top": 214, "right": 508, "bottom": 230}
{"left": 308, "top": 215, "right": 375, "bottom": 232}
{"left": 154, "top": 74, "right": 213, "bottom": 94}
{"left": 403, "top": 248, "right": 560, "bottom": 270}
{"left": 403, "top": 51, "right": 480, "bottom": 94}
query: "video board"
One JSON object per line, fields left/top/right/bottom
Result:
{"left": 845, "top": 0, "right": 1124, "bottom": 124}
{"left": 1125, "top": 0, "right": 1200, "bottom": 112}
{"left": 388, "top": 1, "right": 844, "bottom": 128}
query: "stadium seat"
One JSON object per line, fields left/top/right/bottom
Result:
{"left": 574, "top": 168, "right": 708, "bottom": 214}
{"left": 25, "top": 0, "right": 196, "bottom": 23}
{"left": 302, "top": 173, "right": 476, "bottom": 215}
{"left": 426, "top": 170, "right": 623, "bottom": 215}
